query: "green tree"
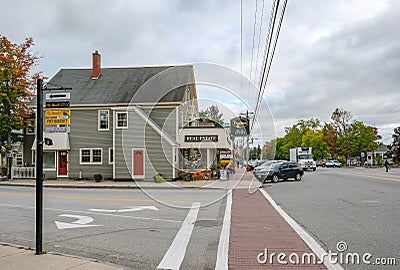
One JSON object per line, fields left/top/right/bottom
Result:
{"left": 274, "top": 137, "right": 288, "bottom": 160}
{"left": 249, "top": 144, "right": 261, "bottom": 160}
{"left": 336, "top": 121, "right": 379, "bottom": 161}
{"left": 301, "top": 129, "right": 330, "bottom": 160}
{"left": 392, "top": 127, "right": 400, "bottom": 164}
{"left": 198, "top": 105, "right": 224, "bottom": 126}
{"left": 330, "top": 108, "right": 354, "bottom": 136}
{"left": 322, "top": 123, "right": 339, "bottom": 158}
{"left": 0, "top": 36, "right": 40, "bottom": 176}
{"left": 323, "top": 108, "right": 354, "bottom": 158}
{"left": 349, "top": 121, "right": 379, "bottom": 157}
{"left": 261, "top": 140, "right": 276, "bottom": 160}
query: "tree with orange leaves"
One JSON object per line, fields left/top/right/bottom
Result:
{"left": 0, "top": 35, "right": 41, "bottom": 177}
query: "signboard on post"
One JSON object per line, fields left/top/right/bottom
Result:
{"left": 230, "top": 117, "right": 249, "bottom": 137}
{"left": 45, "top": 118, "right": 70, "bottom": 126}
{"left": 46, "top": 101, "right": 70, "bottom": 108}
{"left": 45, "top": 126, "right": 70, "bottom": 133}
{"left": 45, "top": 92, "right": 70, "bottom": 100}
{"left": 45, "top": 110, "right": 70, "bottom": 117}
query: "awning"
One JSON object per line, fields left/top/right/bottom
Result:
{"left": 32, "top": 133, "right": 70, "bottom": 151}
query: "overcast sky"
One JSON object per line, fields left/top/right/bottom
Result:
{"left": 1, "top": 0, "right": 399, "bottom": 144}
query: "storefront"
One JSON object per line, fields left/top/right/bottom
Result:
{"left": 178, "top": 126, "right": 232, "bottom": 171}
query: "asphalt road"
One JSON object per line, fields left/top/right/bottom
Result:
{"left": 263, "top": 167, "right": 400, "bottom": 270}
{"left": 1, "top": 168, "right": 399, "bottom": 269}
{"left": 0, "top": 187, "right": 229, "bottom": 269}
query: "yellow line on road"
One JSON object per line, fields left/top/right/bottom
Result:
{"left": 0, "top": 191, "right": 188, "bottom": 203}
{"left": 328, "top": 171, "right": 400, "bottom": 182}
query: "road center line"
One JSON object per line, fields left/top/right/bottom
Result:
{"left": 157, "top": 202, "right": 201, "bottom": 270}
{"left": 0, "top": 203, "right": 181, "bottom": 224}
{"left": 215, "top": 191, "right": 232, "bottom": 270}
{"left": 259, "top": 189, "right": 344, "bottom": 270}
{"left": 319, "top": 171, "right": 400, "bottom": 182}
{"left": 0, "top": 191, "right": 188, "bottom": 203}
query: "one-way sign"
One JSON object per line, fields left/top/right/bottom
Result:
{"left": 46, "top": 92, "right": 70, "bottom": 100}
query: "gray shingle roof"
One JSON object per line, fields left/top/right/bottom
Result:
{"left": 31, "top": 65, "right": 194, "bottom": 106}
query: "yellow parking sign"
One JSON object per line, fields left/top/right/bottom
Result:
{"left": 45, "top": 118, "right": 70, "bottom": 126}
{"left": 45, "top": 110, "right": 70, "bottom": 117}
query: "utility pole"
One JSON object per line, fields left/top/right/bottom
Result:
{"left": 35, "top": 78, "right": 43, "bottom": 255}
{"left": 35, "top": 79, "right": 71, "bottom": 255}
{"left": 240, "top": 110, "right": 254, "bottom": 162}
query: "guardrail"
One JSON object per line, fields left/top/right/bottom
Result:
{"left": 11, "top": 167, "right": 35, "bottom": 179}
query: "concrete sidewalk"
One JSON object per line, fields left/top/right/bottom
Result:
{"left": 0, "top": 169, "right": 261, "bottom": 191}
{"left": 0, "top": 244, "right": 123, "bottom": 270}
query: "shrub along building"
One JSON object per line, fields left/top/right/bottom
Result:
{"left": 19, "top": 51, "right": 233, "bottom": 181}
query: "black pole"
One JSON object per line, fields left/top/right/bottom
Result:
{"left": 35, "top": 79, "right": 43, "bottom": 255}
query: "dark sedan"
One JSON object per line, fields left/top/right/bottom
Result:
{"left": 260, "top": 161, "right": 304, "bottom": 183}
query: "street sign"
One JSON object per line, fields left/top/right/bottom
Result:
{"left": 45, "top": 126, "right": 70, "bottom": 133}
{"left": 46, "top": 92, "right": 70, "bottom": 100}
{"left": 45, "top": 118, "right": 70, "bottom": 126}
{"left": 46, "top": 101, "right": 70, "bottom": 108}
{"left": 230, "top": 117, "right": 249, "bottom": 137}
{"left": 45, "top": 110, "right": 70, "bottom": 117}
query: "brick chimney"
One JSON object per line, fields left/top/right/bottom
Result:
{"left": 92, "top": 50, "right": 101, "bottom": 79}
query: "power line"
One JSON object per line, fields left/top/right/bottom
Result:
{"left": 240, "top": 0, "right": 244, "bottom": 111}
{"left": 253, "top": 0, "right": 266, "bottom": 87}
{"left": 248, "top": 0, "right": 259, "bottom": 83}
{"left": 253, "top": 0, "right": 288, "bottom": 129}
{"left": 247, "top": 0, "right": 259, "bottom": 108}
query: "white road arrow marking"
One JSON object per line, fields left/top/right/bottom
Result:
{"left": 55, "top": 214, "right": 101, "bottom": 230}
{"left": 88, "top": 206, "right": 159, "bottom": 213}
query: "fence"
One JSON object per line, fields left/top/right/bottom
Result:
{"left": 11, "top": 167, "right": 35, "bottom": 179}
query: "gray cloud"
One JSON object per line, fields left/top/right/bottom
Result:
{"left": 1, "top": 0, "right": 398, "bottom": 144}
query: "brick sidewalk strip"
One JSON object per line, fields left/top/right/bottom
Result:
{"left": 229, "top": 189, "right": 327, "bottom": 269}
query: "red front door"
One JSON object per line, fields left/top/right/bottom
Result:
{"left": 58, "top": 151, "right": 68, "bottom": 176}
{"left": 133, "top": 149, "right": 144, "bottom": 178}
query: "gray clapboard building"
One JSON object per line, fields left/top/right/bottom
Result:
{"left": 23, "top": 51, "right": 198, "bottom": 180}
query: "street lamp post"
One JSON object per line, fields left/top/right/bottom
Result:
{"left": 240, "top": 110, "right": 254, "bottom": 162}
{"left": 35, "top": 79, "right": 43, "bottom": 255}
{"left": 35, "top": 79, "right": 71, "bottom": 255}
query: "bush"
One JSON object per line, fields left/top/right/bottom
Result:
{"left": 154, "top": 172, "right": 164, "bottom": 183}
{"left": 94, "top": 174, "right": 103, "bottom": 182}
{"left": 0, "top": 166, "right": 7, "bottom": 177}
{"left": 183, "top": 173, "right": 192, "bottom": 181}
{"left": 338, "top": 157, "right": 346, "bottom": 166}
{"left": 375, "top": 155, "right": 383, "bottom": 166}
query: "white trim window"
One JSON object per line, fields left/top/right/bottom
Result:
{"left": 15, "top": 154, "right": 23, "bottom": 167}
{"left": 116, "top": 112, "right": 128, "bottom": 128}
{"left": 80, "top": 148, "right": 102, "bottom": 164}
{"left": 98, "top": 110, "right": 109, "bottom": 131}
{"left": 43, "top": 151, "right": 56, "bottom": 170}
{"left": 109, "top": 148, "right": 114, "bottom": 165}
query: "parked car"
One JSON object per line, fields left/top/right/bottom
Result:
{"left": 325, "top": 159, "right": 342, "bottom": 167}
{"left": 259, "top": 161, "right": 304, "bottom": 183}
{"left": 316, "top": 159, "right": 326, "bottom": 167}
{"left": 246, "top": 160, "right": 263, "bottom": 171}
{"left": 387, "top": 158, "right": 394, "bottom": 165}
{"left": 254, "top": 160, "right": 281, "bottom": 179}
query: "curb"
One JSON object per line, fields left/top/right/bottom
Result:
{"left": 0, "top": 182, "right": 233, "bottom": 190}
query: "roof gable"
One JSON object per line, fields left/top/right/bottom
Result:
{"left": 31, "top": 65, "right": 194, "bottom": 106}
